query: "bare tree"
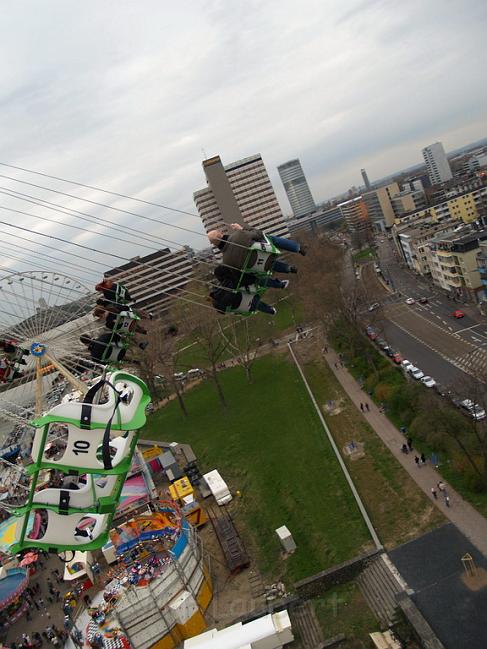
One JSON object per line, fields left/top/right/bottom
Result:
{"left": 219, "top": 318, "right": 258, "bottom": 383}
{"left": 138, "top": 318, "right": 189, "bottom": 417}
{"left": 189, "top": 308, "right": 230, "bottom": 408}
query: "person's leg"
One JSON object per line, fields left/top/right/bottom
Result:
{"left": 268, "top": 235, "right": 300, "bottom": 254}
{"left": 272, "top": 259, "right": 292, "bottom": 273}
{"left": 259, "top": 276, "right": 289, "bottom": 289}
{"left": 254, "top": 297, "right": 276, "bottom": 315}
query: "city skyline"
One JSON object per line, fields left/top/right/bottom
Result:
{"left": 0, "top": 0, "right": 486, "bottom": 272}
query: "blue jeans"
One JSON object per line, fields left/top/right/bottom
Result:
{"left": 272, "top": 260, "right": 292, "bottom": 274}
{"left": 260, "top": 276, "right": 287, "bottom": 288}
{"left": 251, "top": 295, "right": 275, "bottom": 314}
{"left": 268, "top": 235, "right": 300, "bottom": 254}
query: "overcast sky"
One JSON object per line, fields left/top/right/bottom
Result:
{"left": 0, "top": 0, "right": 486, "bottom": 283}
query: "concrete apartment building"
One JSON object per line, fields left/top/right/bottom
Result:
{"left": 422, "top": 142, "right": 453, "bottom": 185}
{"left": 393, "top": 186, "right": 486, "bottom": 228}
{"left": 277, "top": 159, "right": 316, "bottom": 218}
{"left": 393, "top": 219, "right": 458, "bottom": 274}
{"left": 104, "top": 248, "right": 193, "bottom": 314}
{"left": 193, "top": 154, "right": 289, "bottom": 239}
{"left": 426, "top": 226, "right": 487, "bottom": 301}
{"left": 338, "top": 196, "right": 371, "bottom": 249}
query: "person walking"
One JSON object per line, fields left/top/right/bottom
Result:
{"left": 438, "top": 480, "right": 446, "bottom": 492}
{"left": 420, "top": 452, "right": 426, "bottom": 465}
{"left": 431, "top": 487, "right": 437, "bottom": 499}
{"left": 365, "top": 402, "right": 370, "bottom": 412}
{"left": 445, "top": 495, "right": 451, "bottom": 507}
{"left": 407, "top": 437, "right": 413, "bottom": 452}
{"left": 360, "top": 403, "right": 364, "bottom": 412}
{"left": 414, "top": 455, "right": 420, "bottom": 467}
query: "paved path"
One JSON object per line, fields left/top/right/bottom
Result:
{"left": 322, "top": 347, "right": 487, "bottom": 558}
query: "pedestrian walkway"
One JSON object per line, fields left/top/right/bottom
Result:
{"left": 322, "top": 347, "right": 487, "bottom": 558}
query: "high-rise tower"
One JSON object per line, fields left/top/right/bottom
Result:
{"left": 194, "top": 154, "right": 289, "bottom": 238}
{"left": 277, "top": 159, "right": 316, "bottom": 218}
{"left": 422, "top": 142, "right": 453, "bottom": 185}
{"left": 361, "top": 168, "right": 371, "bottom": 190}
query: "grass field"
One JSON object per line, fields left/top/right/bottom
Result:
{"left": 144, "top": 354, "right": 372, "bottom": 582}
{"left": 302, "top": 356, "right": 444, "bottom": 548}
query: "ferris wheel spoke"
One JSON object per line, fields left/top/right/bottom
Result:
{"left": 44, "top": 352, "right": 88, "bottom": 395}
{"left": 35, "top": 357, "right": 43, "bottom": 417}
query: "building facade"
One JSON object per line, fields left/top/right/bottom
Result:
{"left": 104, "top": 248, "right": 193, "bottom": 314}
{"left": 194, "top": 154, "right": 289, "bottom": 238}
{"left": 287, "top": 205, "right": 342, "bottom": 236}
{"left": 277, "top": 158, "right": 316, "bottom": 218}
{"left": 426, "top": 226, "right": 487, "bottom": 301}
{"left": 422, "top": 142, "right": 453, "bottom": 185}
{"left": 393, "top": 219, "right": 458, "bottom": 274}
{"left": 338, "top": 196, "right": 371, "bottom": 249}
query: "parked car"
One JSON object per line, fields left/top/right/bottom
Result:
{"left": 452, "top": 309, "right": 465, "bottom": 318}
{"left": 173, "top": 372, "right": 186, "bottom": 381}
{"left": 187, "top": 368, "right": 204, "bottom": 379}
{"left": 379, "top": 339, "right": 389, "bottom": 350}
{"left": 376, "top": 338, "right": 386, "bottom": 347}
{"left": 460, "top": 399, "right": 486, "bottom": 420}
{"left": 368, "top": 302, "right": 380, "bottom": 312}
{"left": 401, "top": 360, "right": 413, "bottom": 371}
{"left": 385, "top": 347, "right": 395, "bottom": 358}
{"left": 421, "top": 376, "right": 436, "bottom": 388}
{"left": 409, "top": 367, "right": 425, "bottom": 380}
{"left": 434, "top": 383, "right": 450, "bottom": 397}
{"left": 405, "top": 297, "right": 415, "bottom": 305}
{"left": 393, "top": 353, "right": 403, "bottom": 364}
{"left": 419, "top": 297, "right": 428, "bottom": 304}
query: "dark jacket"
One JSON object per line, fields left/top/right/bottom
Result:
{"left": 209, "top": 281, "right": 242, "bottom": 314}
{"left": 217, "top": 228, "right": 264, "bottom": 269}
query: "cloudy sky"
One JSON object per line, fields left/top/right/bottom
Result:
{"left": 0, "top": 0, "right": 486, "bottom": 284}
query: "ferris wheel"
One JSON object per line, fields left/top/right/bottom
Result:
{"left": 0, "top": 271, "right": 106, "bottom": 430}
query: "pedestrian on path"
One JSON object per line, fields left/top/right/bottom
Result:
{"left": 438, "top": 480, "right": 446, "bottom": 492}
{"left": 420, "top": 452, "right": 426, "bottom": 465}
{"left": 335, "top": 362, "right": 339, "bottom": 369}
{"left": 431, "top": 487, "right": 437, "bottom": 499}
{"left": 407, "top": 437, "right": 413, "bottom": 451}
{"left": 365, "top": 402, "right": 370, "bottom": 412}
{"left": 414, "top": 455, "right": 420, "bottom": 467}
{"left": 323, "top": 345, "right": 328, "bottom": 353}
{"left": 401, "top": 443, "right": 409, "bottom": 454}
{"left": 445, "top": 495, "right": 451, "bottom": 507}
{"left": 360, "top": 403, "right": 364, "bottom": 412}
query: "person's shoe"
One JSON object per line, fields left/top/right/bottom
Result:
{"left": 298, "top": 244, "right": 307, "bottom": 256}
{"left": 22, "top": 349, "right": 30, "bottom": 355}
{"left": 289, "top": 266, "right": 298, "bottom": 274}
{"left": 281, "top": 280, "right": 290, "bottom": 289}
{"left": 139, "top": 341, "right": 149, "bottom": 350}
{"left": 269, "top": 307, "right": 277, "bottom": 315}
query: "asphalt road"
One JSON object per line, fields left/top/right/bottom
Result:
{"left": 359, "top": 239, "right": 487, "bottom": 395}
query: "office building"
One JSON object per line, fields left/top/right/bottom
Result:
{"left": 422, "top": 142, "right": 453, "bottom": 185}
{"left": 104, "top": 248, "right": 193, "bottom": 315}
{"left": 287, "top": 205, "right": 342, "bottom": 236}
{"left": 361, "top": 168, "right": 371, "bottom": 190}
{"left": 393, "top": 218, "right": 458, "bottom": 274}
{"left": 277, "top": 159, "right": 316, "bottom": 218}
{"left": 338, "top": 196, "right": 371, "bottom": 249}
{"left": 194, "top": 154, "right": 288, "bottom": 238}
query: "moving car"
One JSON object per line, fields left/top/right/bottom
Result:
{"left": 421, "top": 376, "right": 436, "bottom": 388}
{"left": 452, "top": 309, "right": 465, "bottom": 318}
{"left": 405, "top": 297, "right": 415, "bottom": 305}
{"left": 460, "top": 399, "right": 486, "bottom": 420}
{"left": 409, "top": 366, "right": 425, "bottom": 380}
{"left": 419, "top": 297, "right": 428, "bottom": 304}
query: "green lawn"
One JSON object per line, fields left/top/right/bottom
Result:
{"left": 352, "top": 248, "right": 375, "bottom": 262}
{"left": 302, "top": 358, "right": 444, "bottom": 548}
{"left": 144, "top": 354, "right": 372, "bottom": 582}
